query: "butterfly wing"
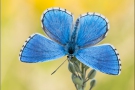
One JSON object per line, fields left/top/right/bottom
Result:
{"left": 75, "top": 44, "right": 121, "bottom": 75}
{"left": 41, "top": 7, "right": 73, "bottom": 46}
{"left": 75, "top": 13, "right": 109, "bottom": 48}
{"left": 19, "top": 33, "right": 66, "bottom": 63}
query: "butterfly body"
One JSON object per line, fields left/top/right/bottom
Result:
{"left": 67, "top": 34, "right": 78, "bottom": 53}
{"left": 19, "top": 7, "right": 121, "bottom": 75}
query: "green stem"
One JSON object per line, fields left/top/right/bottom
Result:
{"left": 74, "top": 84, "right": 78, "bottom": 90}
{"left": 81, "top": 63, "right": 86, "bottom": 90}
{"left": 78, "top": 85, "right": 83, "bottom": 90}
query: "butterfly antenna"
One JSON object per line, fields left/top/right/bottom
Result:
{"left": 51, "top": 59, "right": 67, "bottom": 75}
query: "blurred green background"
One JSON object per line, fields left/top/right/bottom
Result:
{"left": 1, "top": 0, "right": 134, "bottom": 90}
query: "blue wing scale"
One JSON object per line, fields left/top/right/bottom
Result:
{"left": 19, "top": 33, "right": 66, "bottom": 63}
{"left": 41, "top": 7, "right": 73, "bottom": 45}
{"left": 76, "top": 13, "right": 109, "bottom": 48}
{"left": 75, "top": 44, "right": 121, "bottom": 75}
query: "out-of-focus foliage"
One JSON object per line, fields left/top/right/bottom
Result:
{"left": 1, "top": 0, "right": 134, "bottom": 90}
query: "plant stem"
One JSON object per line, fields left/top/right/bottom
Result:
{"left": 80, "top": 63, "right": 86, "bottom": 90}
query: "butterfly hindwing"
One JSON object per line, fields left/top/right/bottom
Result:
{"left": 75, "top": 13, "right": 109, "bottom": 48}
{"left": 75, "top": 44, "right": 121, "bottom": 75}
{"left": 19, "top": 33, "right": 66, "bottom": 63}
{"left": 41, "top": 7, "right": 73, "bottom": 46}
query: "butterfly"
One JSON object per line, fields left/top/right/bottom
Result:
{"left": 19, "top": 7, "right": 121, "bottom": 75}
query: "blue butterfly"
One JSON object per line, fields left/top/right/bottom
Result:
{"left": 19, "top": 7, "right": 121, "bottom": 75}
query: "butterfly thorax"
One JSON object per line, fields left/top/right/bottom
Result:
{"left": 66, "top": 42, "right": 76, "bottom": 60}
{"left": 68, "top": 42, "right": 75, "bottom": 54}
{"left": 66, "top": 34, "right": 79, "bottom": 58}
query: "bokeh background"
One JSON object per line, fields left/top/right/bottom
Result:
{"left": 1, "top": 0, "right": 134, "bottom": 90}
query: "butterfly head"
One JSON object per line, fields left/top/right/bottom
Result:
{"left": 67, "top": 54, "right": 74, "bottom": 60}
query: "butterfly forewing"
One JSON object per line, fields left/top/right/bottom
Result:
{"left": 19, "top": 33, "right": 66, "bottom": 63}
{"left": 75, "top": 13, "right": 109, "bottom": 48}
{"left": 41, "top": 7, "right": 73, "bottom": 46}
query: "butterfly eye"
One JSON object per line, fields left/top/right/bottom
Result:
{"left": 67, "top": 55, "right": 74, "bottom": 60}
{"left": 72, "top": 55, "right": 75, "bottom": 59}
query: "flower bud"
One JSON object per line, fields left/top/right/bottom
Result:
{"left": 87, "top": 69, "right": 96, "bottom": 79}
{"left": 74, "top": 61, "right": 81, "bottom": 73}
{"left": 90, "top": 79, "right": 96, "bottom": 90}
{"left": 72, "top": 74, "right": 83, "bottom": 86}
{"left": 68, "top": 62, "right": 76, "bottom": 74}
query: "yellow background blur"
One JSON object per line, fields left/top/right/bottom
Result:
{"left": 1, "top": 0, "right": 134, "bottom": 90}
